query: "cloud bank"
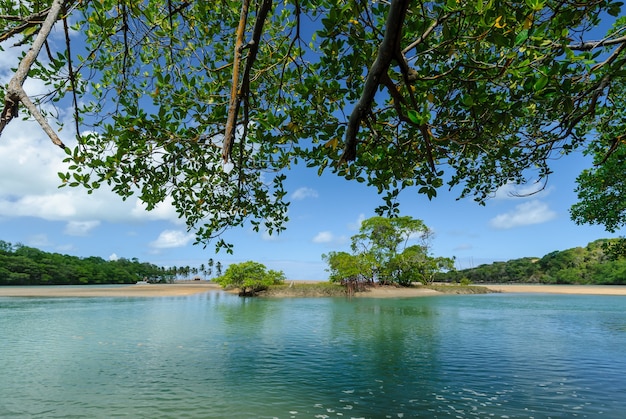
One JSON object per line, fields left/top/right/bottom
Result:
{"left": 490, "top": 200, "right": 557, "bottom": 229}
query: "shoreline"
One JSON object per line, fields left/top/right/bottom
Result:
{"left": 1, "top": 283, "right": 625, "bottom": 298}
{"left": 485, "top": 283, "right": 626, "bottom": 295}
{"left": 0, "top": 283, "right": 221, "bottom": 298}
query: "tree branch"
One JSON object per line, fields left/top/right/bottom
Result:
{"left": 341, "top": 0, "right": 410, "bottom": 163}
{"left": 591, "top": 41, "right": 626, "bottom": 72}
{"left": 239, "top": 0, "right": 273, "bottom": 110}
{"left": 223, "top": 0, "right": 273, "bottom": 165}
{"left": 567, "top": 34, "right": 626, "bottom": 51}
{"left": 0, "top": 0, "right": 66, "bottom": 149}
{"left": 237, "top": 0, "right": 273, "bottom": 171}
{"left": 401, "top": 13, "right": 451, "bottom": 55}
{"left": 0, "top": 8, "right": 51, "bottom": 43}
{"left": 223, "top": 0, "right": 251, "bottom": 163}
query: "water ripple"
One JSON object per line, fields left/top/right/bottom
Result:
{"left": 1, "top": 294, "right": 625, "bottom": 417}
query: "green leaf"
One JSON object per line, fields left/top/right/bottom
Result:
{"left": 462, "top": 95, "right": 474, "bottom": 106}
{"left": 515, "top": 29, "right": 529, "bottom": 46}
{"left": 534, "top": 75, "right": 549, "bottom": 91}
{"left": 407, "top": 109, "right": 422, "bottom": 124}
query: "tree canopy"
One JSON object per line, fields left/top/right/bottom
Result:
{"left": 1, "top": 1, "right": 626, "bottom": 250}
{"left": 437, "top": 238, "right": 626, "bottom": 285}
{"left": 324, "top": 216, "right": 454, "bottom": 286}
{"left": 0, "top": 240, "right": 170, "bottom": 285}
{"left": 214, "top": 260, "right": 285, "bottom": 296}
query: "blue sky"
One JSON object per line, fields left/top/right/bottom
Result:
{"left": 0, "top": 13, "right": 623, "bottom": 281}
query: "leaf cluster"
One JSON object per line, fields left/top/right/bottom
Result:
{"left": 323, "top": 216, "right": 454, "bottom": 286}
{"left": 2, "top": 1, "right": 626, "bottom": 251}
{"left": 214, "top": 260, "right": 285, "bottom": 296}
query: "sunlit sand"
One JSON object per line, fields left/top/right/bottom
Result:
{"left": 0, "top": 283, "right": 221, "bottom": 297}
{"left": 1, "top": 282, "right": 625, "bottom": 298}
{"left": 486, "top": 284, "right": 626, "bottom": 295}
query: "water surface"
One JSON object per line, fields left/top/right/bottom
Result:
{"left": 1, "top": 291, "right": 625, "bottom": 418}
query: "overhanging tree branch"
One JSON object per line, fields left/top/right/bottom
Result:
{"left": 0, "top": 8, "right": 52, "bottom": 43}
{"left": 237, "top": 0, "right": 273, "bottom": 173}
{"left": 566, "top": 34, "right": 626, "bottom": 51}
{"left": 341, "top": 0, "right": 410, "bottom": 163}
{"left": 0, "top": 0, "right": 66, "bottom": 149}
{"left": 223, "top": 0, "right": 273, "bottom": 165}
{"left": 223, "top": 0, "right": 251, "bottom": 164}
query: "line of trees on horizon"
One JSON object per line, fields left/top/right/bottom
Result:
{"left": 0, "top": 240, "right": 221, "bottom": 286}
{"left": 436, "top": 239, "right": 626, "bottom": 285}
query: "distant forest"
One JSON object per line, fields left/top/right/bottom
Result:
{"left": 3, "top": 238, "right": 625, "bottom": 287}
{"left": 437, "top": 239, "right": 626, "bottom": 285}
{"left": 0, "top": 240, "right": 171, "bottom": 285}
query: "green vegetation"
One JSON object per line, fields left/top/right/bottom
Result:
{"left": 260, "top": 282, "right": 348, "bottom": 298}
{"left": 0, "top": 240, "right": 168, "bottom": 285}
{"left": 437, "top": 239, "right": 626, "bottom": 285}
{"left": 323, "top": 216, "right": 455, "bottom": 288}
{"left": 214, "top": 261, "right": 286, "bottom": 296}
{"left": 1, "top": 2, "right": 626, "bottom": 252}
{"left": 571, "top": 145, "right": 626, "bottom": 257}
{"left": 0, "top": 240, "right": 223, "bottom": 286}
{"left": 424, "top": 284, "right": 491, "bottom": 295}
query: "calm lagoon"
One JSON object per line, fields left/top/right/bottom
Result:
{"left": 1, "top": 291, "right": 625, "bottom": 418}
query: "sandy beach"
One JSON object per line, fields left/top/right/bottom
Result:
{"left": 1, "top": 282, "right": 626, "bottom": 298}
{"left": 280, "top": 282, "right": 626, "bottom": 297}
{"left": 485, "top": 284, "right": 626, "bottom": 295}
{"left": 0, "top": 283, "right": 222, "bottom": 298}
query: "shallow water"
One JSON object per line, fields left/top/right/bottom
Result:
{"left": 1, "top": 291, "right": 625, "bottom": 418}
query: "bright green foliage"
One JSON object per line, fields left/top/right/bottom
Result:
{"left": 350, "top": 216, "right": 431, "bottom": 284}
{"left": 214, "top": 261, "right": 285, "bottom": 296}
{"left": 438, "top": 239, "right": 626, "bottom": 285}
{"left": 390, "top": 245, "right": 456, "bottom": 286}
{"left": 0, "top": 241, "right": 170, "bottom": 285}
{"left": 2, "top": 1, "right": 626, "bottom": 250}
{"left": 323, "top": 251, "right": 375, "bottom": 283}
{"left": 324, "top": 216, "right": 454, "bottom": 286}
{"left": 571, "top": 141, "right": 626, "bottom": 256}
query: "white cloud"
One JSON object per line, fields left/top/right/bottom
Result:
{"left": 347, "top": 213, "right": 366, "bottom": 231}
{"left": 64, "top": 220, "right": 101, "bottom": 236}
{"left": 149, "top": 230, "right": 194, "bottom": 249}
{"left": 0, "top": 120, "right": 181, "bottom": 225}
{"left": 109, "top": 253, "right": 119, "bottom": 261}
{"left": 312, "top": 231, "right": 348, "bottom": 246}
{"left": 490, "top": 200, "right": 557, "bottom": 229}
{"left": 494, "top": 181, "right": 552, "bottom": 200}
{"left": 291, "top": 187, "right": 319, "bottom": 200}
{"left": 313, "top": 231, "right": 334, "bottom": 243}
{"left": 130, "top": 196, "right": 182, "bottom": 224}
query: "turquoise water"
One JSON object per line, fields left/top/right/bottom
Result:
{"left": 1, "top": 291, "right": 625, "bottom": 418}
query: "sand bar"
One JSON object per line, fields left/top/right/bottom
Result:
{"left": 293, "top": 282, "right": 626, "bottom": 297}
{"left": 0, "top": 283, "right": 221, "bottom": 298}
{"left": 486, "top": 284, "right": 626, "bottom": 295}
{"left": 2, "top": 282, "right": 626, "bottom": 298}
